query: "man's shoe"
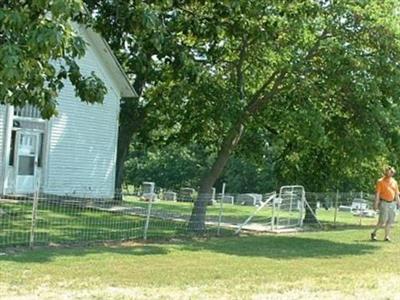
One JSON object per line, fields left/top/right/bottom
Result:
{"left": 371, "top": 233, "right": 377, "bottom": 241}
{"left": 384, "top": 237, "right": 392, "bottom": 242}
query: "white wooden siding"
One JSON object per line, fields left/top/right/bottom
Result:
{"left": 44, "top": 37, "right": 120, "bottom": 198}
{"left": 0, "top": 105, "right": 5, "bottom": 190}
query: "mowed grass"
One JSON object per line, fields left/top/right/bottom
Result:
{"left": 1, "top": 225, "right": 400, "bottom": 300}
{"left": 0, "top": 201, "right": 149, "bottom": 247}
{"left": 125, "top": 196, "right": 377, "bottom": 227}
{"left": 1, "top": 197, "right": 378, "bottom": 249}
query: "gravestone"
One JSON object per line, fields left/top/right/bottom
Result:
{"left": 236, "top": 193, "right": 262, "bottom": 206}
{"left": 351, "top": 198, "right": 368, "bottom": 211}
{"left": 178, "top": 188, "right": 195, "bottom": 202}
{"left": 142, "top": 181, "right": 156, "bottom": 201}
{"left": 338, "top": 205, "right": 352, "bottom": 212}
{"left": 211, "top": 187, "right": 216, "bottom": 201}
{"left": 222, "top": 195, "right": 234, "bottom": 204}
{"left": 163, "top": 191, "right": 177, "bottom": 201}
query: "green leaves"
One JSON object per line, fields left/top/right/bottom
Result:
{"left": 0, "top": 0, "right": 106, "bottom": 118}
{"left": 81, "top": 0, "right": 400, "bottom": 194}
{"left": 66, "top": 59, "right": 107, "bottom": 104}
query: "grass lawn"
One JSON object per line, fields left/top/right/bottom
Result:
{"left": 1, "top": 225, "right": 400, "bottom": 299}
{"left": 0, "top": 201, "right": 149, "bottom": 247}
{"left": 124, "top": 196, "right": 377, "bottom": 227}
{"left": 1, "top": 197, "right": 378, "bottom": 249}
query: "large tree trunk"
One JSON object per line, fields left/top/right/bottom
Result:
{"left": 187, "top": 71, "right": 287, "bottom": 233}
{"left": 114, "top": 118, "right": 138, "bottom": 196}
{"left": 304, "top": 210, "right": 318, "bottom": 224}
{"left": 114, "top": 79, "right": 145, "bottom": 200}
{"left": 114, "top": 109, "right": 146, "bottom": 191}
{"left": 304, "top": 200, "right": 318, "bottom": 224}
{"left": 188, "top": 123, "right": 245, "bottom": 232}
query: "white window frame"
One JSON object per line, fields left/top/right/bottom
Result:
{"left": 13, "top": 104, "right": 44, "bottom": 121}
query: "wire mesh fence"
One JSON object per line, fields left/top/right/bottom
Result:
{"left": 0, "top": 189, "right": 388, "bottom": 249}
{"left": 306, "top": 191, "right": 378, "bottom": 228}
{"left": 0, "top": 195, "right": 146, "bottom": 248}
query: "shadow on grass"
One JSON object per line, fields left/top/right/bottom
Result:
{"left": 0, "top": 232, "right": 380, "bottom": 263}
{"left": 320, "top": 222, "right": 376, "bottom": 231}
{"left": 180, "top": 235, "right": 379, "bottom": 259}
{"left": 0, "top": 244, "right": 169, "bottom": 263}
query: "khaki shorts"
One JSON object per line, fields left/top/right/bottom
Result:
{"left": 378, "top": 201, "right": 397, "bottom": 225}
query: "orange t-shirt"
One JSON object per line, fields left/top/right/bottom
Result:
{"left": 376, "top": 177, "right": 399, "bottom": 202}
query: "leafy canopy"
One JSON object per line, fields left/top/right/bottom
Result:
{"left": 0, "top": 0, "right": 107, "bottom": 118}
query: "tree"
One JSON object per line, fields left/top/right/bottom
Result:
{"left": 85, "top": 1, "right": 400, "bottom": 232}
{"left": 84, "top": 0, "right": 191, "bottom": 192}
{"left": 0, "top": 0, "right": 107, "bottom": 118}
{"left": 124, "top": 142, "right": 213, "bottom": 191}
{"left": 162, "top": 1, "right": 400, "bottom": 231}
{"left": 85, "top": 0, "right": 232, "bottom": 193}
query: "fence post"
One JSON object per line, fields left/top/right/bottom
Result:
{"left": 29, "top": 162, "right": 40, "bottom": 249}
{"left": 359, "top": 191, "right": 363, "bottom": 226}
{"left": 271, "top": 195, "right": 276, "bottom": 231}
{"left": 217, "top": 183, "right": 226, "bottom": 236}
{"left": 333, "top": 189, "right": 339, "bottom": 227}
{"left": 143, "top": 196, "right": 154, "bottom": 240}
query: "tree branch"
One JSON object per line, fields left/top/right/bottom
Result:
{"left": 236, "top": 34, "right": 248, "bottom": 101}
{"left": 245, "top": 29, "right": 332, "bottom": 117}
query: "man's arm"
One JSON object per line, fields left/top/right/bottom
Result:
{"left": 374, "top": 191, "right": 380, "bottom": 211}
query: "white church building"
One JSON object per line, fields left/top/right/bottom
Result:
{"left": 0, "top": 26, "right": 136, "bottom": 198}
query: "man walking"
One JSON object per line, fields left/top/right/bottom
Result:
{"left": 371, "top": 166, "right": 400, "bottom": 241}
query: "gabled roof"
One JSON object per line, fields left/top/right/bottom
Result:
{"left": 80, "top": 25, "right": 138, "bottom": 98}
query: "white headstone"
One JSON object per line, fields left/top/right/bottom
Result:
{"left": 163, "top": 191, "right": 177, "bottom": 201}
{"left": 142, "top": 182, "right": 156, "bottom": 201}
{"left": 222, "top": 195, "right": 234, "bottom": 204}
{"left": 178, "top": 188, "right": 195, "bottom": 202}
{"left": 237, "top": 193, "right": 262, "bottom": 206}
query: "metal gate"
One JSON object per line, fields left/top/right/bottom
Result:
{"left": 272, "top": 185, "right": 305, "bottom": 230}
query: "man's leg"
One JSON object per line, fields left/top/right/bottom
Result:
{"left": 372, "top": 202, "right": 387, "bottom": 240}
{"left": 371, "top": 217, "right": 386, "bottom": 241}
{"left": 384, "top": 223, "right": 392, "bottom": 241}
{"left": 371, "top": 222, "right": 381, "bottom": 240}
{"left": 384, "top": 205, "right": 396, "bottom": 241}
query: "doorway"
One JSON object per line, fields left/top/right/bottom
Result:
{"left": 15, "top": 131, "right": 40, "bottom": 194}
